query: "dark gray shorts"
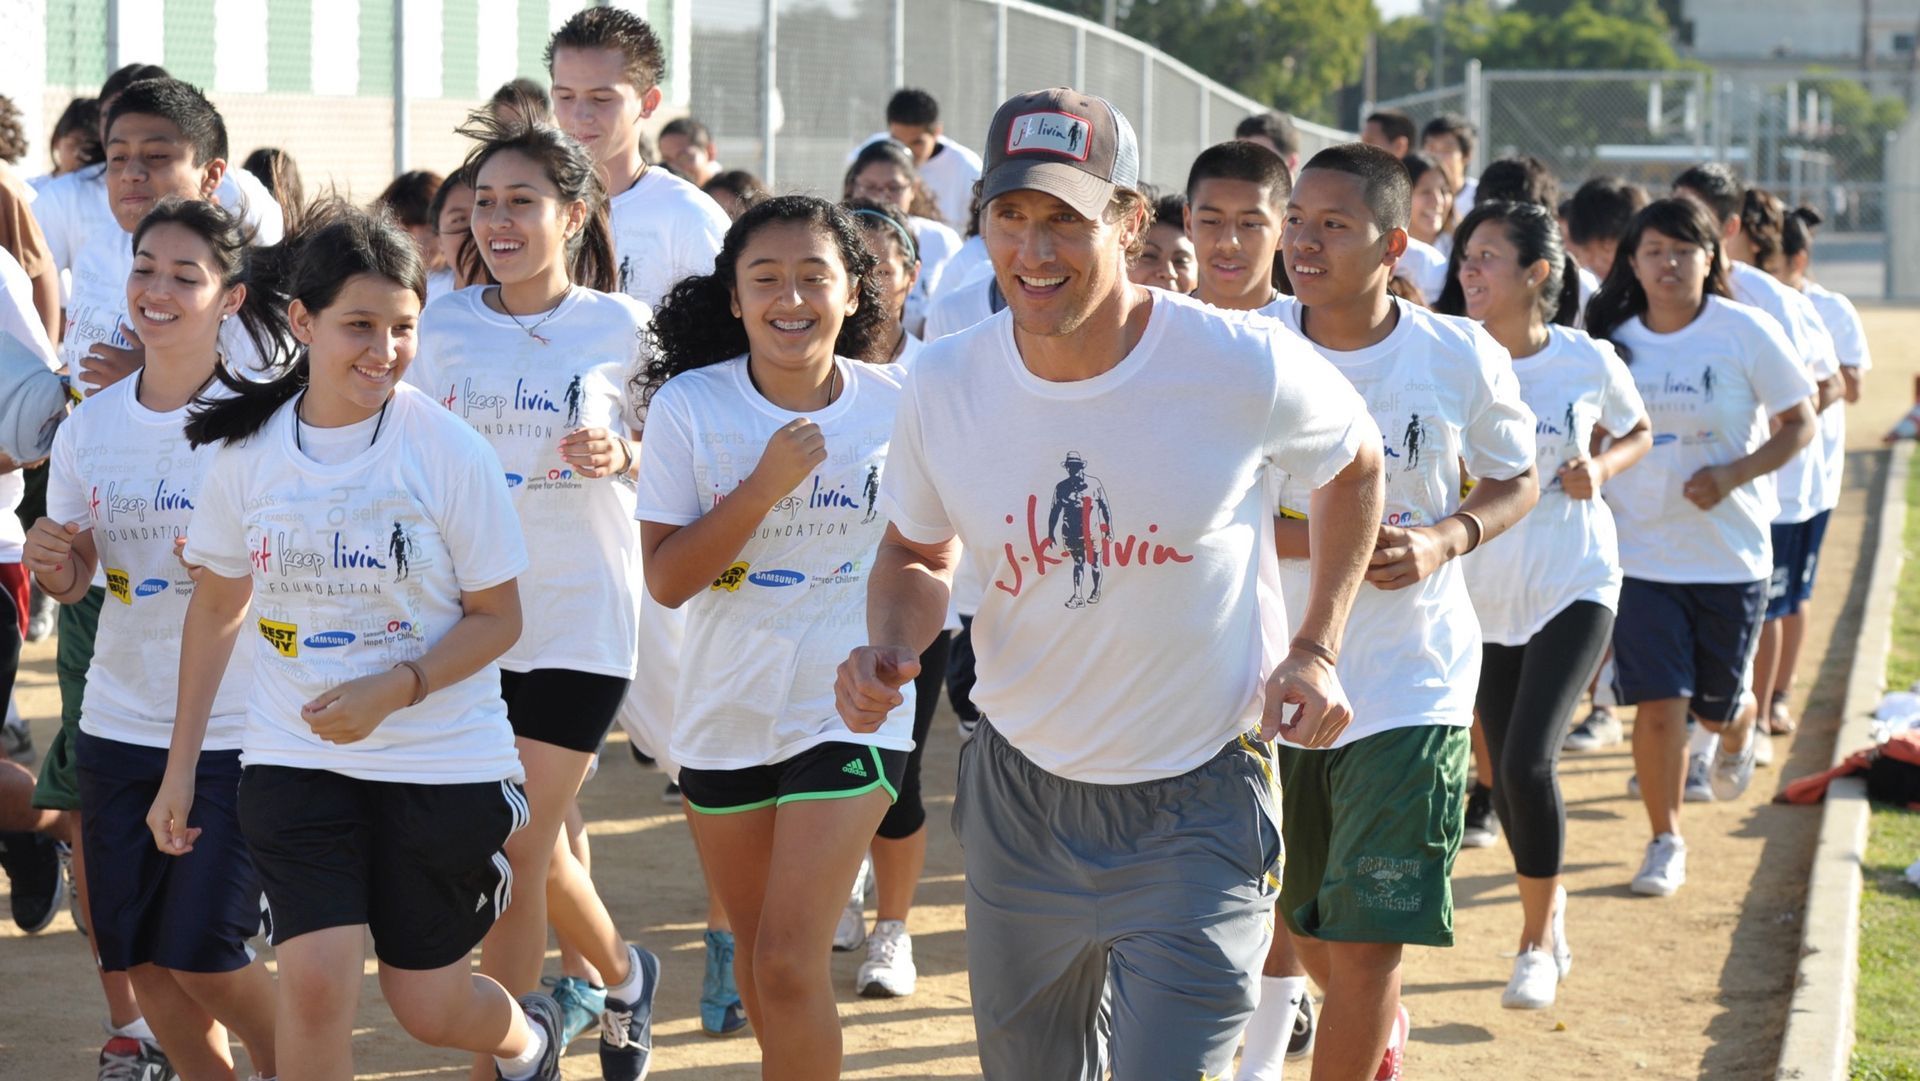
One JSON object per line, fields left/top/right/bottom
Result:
{"left": 955, "top": 719, "right": 1282, "bottom": 1081}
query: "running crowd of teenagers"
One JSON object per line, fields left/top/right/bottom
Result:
{"left": 0, "top": 8, "right": 1874, "bottom": 1081}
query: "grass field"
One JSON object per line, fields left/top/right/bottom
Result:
{"left": 1853, "top": 447, "right": 1920, "bottom": 1081}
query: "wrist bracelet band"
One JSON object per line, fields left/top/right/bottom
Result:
{"left": 1290, "top": 637, "right": 1339, "bottom": 667}
{"left": 1451, "top": 509, "right": 1486, "bottom": 554}
{"left": 396, "top": 661, "right": 429, "bottom": 707}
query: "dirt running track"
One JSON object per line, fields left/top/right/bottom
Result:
{"left": 4, "top": 308, "right": 1918, "bottom": 1079}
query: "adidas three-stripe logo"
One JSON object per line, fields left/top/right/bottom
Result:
{"left": 842, "top": 758, "right": 869, "bottom": 778}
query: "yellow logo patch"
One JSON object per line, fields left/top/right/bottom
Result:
{"left": 105, "top": 568, "right": 132, "bottom": 604}
{"left": 258, "top": 617, "right": 298, "bottom": 658}
{"left": 710, "top": 561, "right": 750, "bottom": 593}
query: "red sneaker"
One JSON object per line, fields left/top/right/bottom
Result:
{"left": 1373, "top": 1003, "right": 1410, "bottom": 1080}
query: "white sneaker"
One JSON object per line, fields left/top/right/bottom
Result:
{"left": 1752, "top": 727, "right": 1775, "bottom": 767}
{"left": 1563, "top": 707, "right": 1622, "bottom": 752}
{"left": 1709, "top": 735, "right": 1758, "bottom": 801}
{"left": 1684, "top": 753, "right": 1716, "bottom": 802}
{"left": 833, "top": 853, "right": 871, "bottom": 951}
{"left": 856, "top": 919, "right": 915, "bottom": 998}
{"left": 1630, "top": 833, "right": 1687, "bottom": 896}
{"left": 1501, "top": 948, "right": 1560, "bottom": 1009}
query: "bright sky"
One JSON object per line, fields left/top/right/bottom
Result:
{"left": 1377, "top": 0, "right": 1426, "bottom": 19}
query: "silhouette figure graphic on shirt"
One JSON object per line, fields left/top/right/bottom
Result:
{"left": 564, "top": 374, "right": 584, "bottom": 429}
{"left": 1701, "top": 365, "right": 1716, "bottom": 402}
{"left": 862, "top": 464, "right": 880, "bottom": 523}
{"left": 1048, "top": 452, "right": 1112, "bottom": 609}
{"left": 390, "top": 522, "right": 413, "bottom": 582}
{"left": 618, "top": 255, "right": 632, "bottom": 295}
{"left": 1403, "top": 414, "right": 1424, "bottom": 471}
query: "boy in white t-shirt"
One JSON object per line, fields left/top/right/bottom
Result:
{"left": 1265, "top": 143, "right": 1539, "bottom": 1080}
{"left": 1186, "top": 141, "right": 1289, "bottom": 313}
{"left": 840, "top": 88, "right": 1386, "bottom": 1081}
{"left": 849, "top": 89, "right": 985, "bottom": 230}
{"left": 547, "top": 8, "right": 730, "bottom": 310}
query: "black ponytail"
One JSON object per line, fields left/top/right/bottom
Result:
{"left": 1782, "top": 205, "right": 1823, "bottom": 260}
{"left": 1434, "top": 199, "right": 1578, "bottom": 327}
{"left": 186, "top": 200, "right": 426, "bottom": 447}
{"left": 639, "top": 195, "right": 889, "bottom": 401}
{"left": 455, "top": 111, "right": 615, "bottom": 293}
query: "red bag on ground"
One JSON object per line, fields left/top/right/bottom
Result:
{"left": 1777, "top": 732, "right": 1920, "bottom": 809}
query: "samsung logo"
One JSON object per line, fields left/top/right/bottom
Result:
{"left": 1652, "top": 433, "right": 1678, "bottom": 446}
{"left": 135, "top": 578, "right": 169, "bottom": 597}
{"left": 302, "top": 631, "right": 356, "bottom": 648}
{"left": 748, "top": 569, "right": 806, "bottom": 588}
{"left": 505, "top": 473, "right": 525, "bottom": 488}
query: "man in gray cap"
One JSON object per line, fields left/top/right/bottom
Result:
{"left": 836, "top": 88, "right": 1385, "bottom": 1079}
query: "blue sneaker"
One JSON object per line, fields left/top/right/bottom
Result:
{"left": 599, "top": 945, "right": 660, "bottom": 1081}
{"left": 542, "top": 975, "right": 607, "bottom": 1046}
{"left": 700, "top": 929, "right": 749, "bottom": 1037}
{"left": 501, "top": 992, "right": 564, "bottom": 1081}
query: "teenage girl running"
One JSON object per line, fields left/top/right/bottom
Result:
{"left": 843, "top": 140, "right": 961, "bottom": 334}
{"left": 26, "top": 198, "right": 279, "bottom": 1080}
{"left": 1436, "top": 200, "right": 1651, "bottom": 1008}
{"left": 409, "top": 114, "right": 661, "bottom": 1081}
{"left": 1584, "top": 198, "right": 1815, "bottom": 898}
{"left": 147, "top": 202, "right": 567, "bottom": 1081}
{"left": 635, "top": 195, "right": 912, "bottom": 1080}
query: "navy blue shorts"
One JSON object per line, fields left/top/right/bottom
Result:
{"left": 1766, "top": 511, "right": 1831, "bottom": 620}
{"left": 1610, "top": 577, "right": 1766, "bottom": 724}
{"left": 74, "top": 731, "right": 261, "bottom": 974}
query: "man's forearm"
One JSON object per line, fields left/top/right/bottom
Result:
{"left": 867, "top": 534, "right": 959, "bottom": 654}
{"left": 1295, "top": 445, "right": 1384, "bottom": 654}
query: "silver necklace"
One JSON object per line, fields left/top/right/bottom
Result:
{"left": 498, "top": 286, "right": 567, "bottom": 346}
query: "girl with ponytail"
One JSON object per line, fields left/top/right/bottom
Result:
{"left": 633, "top": 195, "right": 911, "bottom": 1077}
{"left": 155, "top": 200, "right": 570, "bottom": 1081}
{"left": 408, "top": 110, "right": 666, "bottom": 1075}
{"left": 1436, "top": 199, "right": 1652, "bottom": 1009}
{"left": 24, "top": 198, "right": 280, "bottom": 1079}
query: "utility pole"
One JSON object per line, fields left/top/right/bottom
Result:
{"left": 1430, "top": 0, "right": 1446, "bottom": 89}
{"left": 1104, "top": 0, "right": 1118, "bottom": 29}
{"left": 1863, "top": 0, "right": 1874, "bottom": 71}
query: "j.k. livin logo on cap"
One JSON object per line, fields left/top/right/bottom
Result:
{"left": 1006, "top": 111, "right": 1092, "bottom": 161}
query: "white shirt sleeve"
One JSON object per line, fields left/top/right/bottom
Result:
{"left": 43, "top": 417, "right": 86, "bottom": 525}
{"left": 1786, "top": 291, "right": 1840, "bottom": 381}
{"left": 1264, "top": 337, "right": 1376, "bottom": 489}
{"left": 678, "top": 200, "right": 728, "bottom": 284}
{"left": 31, "top": 175, "right": 75, "bottom": 275}
{"left": 182, "top": 442, "right": 257, "bottom": 580}
{"left": 1825, "top": 291, "right": 1872, "bottom": 371}
{"left": 1461, "top": 327, "right": 1539, "bottom": 481}
{"left": 875, "top": 370, "right": 956, "bottom": 544}
{"left": 617, "top": 297, "right": 654, "bottom": 434}
{"left": 1746, "top": 315, "right": 1820, "bottom": 417}
{"left": 1594, "top": 342, "right": 1648, "bottom": 437}
{"left": 434, "top": 430, "right": 530, "bottom": 592}
{"left": 632, "top": 382, "right": 706, "bottom": 527}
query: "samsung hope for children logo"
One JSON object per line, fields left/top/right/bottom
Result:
{"left": 1006, "top": 111, "right": 1093, "bottom": 162}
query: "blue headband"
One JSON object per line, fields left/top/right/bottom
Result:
{"left": 853, "top": 208, "right": 919, "bottom": 266}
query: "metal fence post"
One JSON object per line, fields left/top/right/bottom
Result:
{"left": 1139, "top": 53, "right": 1154, "bottom": 182}
{"left": 994, "top": 2, "right": 1008, "bottom": 107}
{"left": 1073, "top": 24, "right": 1087, "bottom": 91}
{"left": 761, "top": 0, "right": 778, "bottom": 187}
{"left": 1465, "top": 58, "right": 1484, "bottom": 176}
{"left": 890, "top": 0, "right": 905, "bottom": 90}
{"left": 1885, "top": 128, "right": 1897, "bottom": 299}
{"left": 393, "top": 0, "right": 408, "bottom": 177}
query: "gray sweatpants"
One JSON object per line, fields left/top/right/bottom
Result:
{"left": 956, "top": 720, "right": 1282, "bottom": 1081}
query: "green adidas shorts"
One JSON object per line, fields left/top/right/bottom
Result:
{"left": 679, "top": 741, "right": 907, "bottom": 815}
{"left": 1276, "top": 724, "right": 1469, "bottom": 947}
{"left": 33, "top": 586, "right": 106, "bottom": 812}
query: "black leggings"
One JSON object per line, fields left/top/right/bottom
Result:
{"left": 1476, "top": 600, "right": 1614, "bottom": 879}
{"left": 879, "top": 630, "right": 951, "bottom": 840}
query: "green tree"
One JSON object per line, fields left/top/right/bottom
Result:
{"left": 1372, "top": 0, "right": 1681, "bottom": 101}
{"left": 1033, "top": 0, "right": 1375, "bottom": 122}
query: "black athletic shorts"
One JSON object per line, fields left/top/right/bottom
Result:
{"left": 237, "top": 765, "right": 530, "bottom": 970}
{"left": 500, "top": 668, "right": 631, "bottom": 754}
{"left": 679, "top": 741, "right": 908, "bottom": 815}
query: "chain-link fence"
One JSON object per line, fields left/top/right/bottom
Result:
{"left": 21, "top": 0, "right": 1347, "bottom": 219}
{"left": 690, "top": 0, "right": 1354, "bottom": 203}
{"left": 1368, "top": 66, "right": 1916, "bottom": 298}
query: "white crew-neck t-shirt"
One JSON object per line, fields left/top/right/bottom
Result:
{"left": 882, "top": 288, "right": 1376, "bottom": 783}
{"left": 411, "top": 285, "right": 651, "bottom": 678}
{"left": 609, "top": 167, "right": 730, "bottom": 310}
{"left": 45, "top": 374, "right": 252, "bottom": 750}
{"left": 904, "top": 216, "right": 964, "bottom": 337}
{"left": 1260, "top": 296, "right": 1537, "bottom": 743}
{"left": 923, "top": 265, "right": 999, "bottom": 341}
{"left": 635, "top": 356, "right": 913, "bottom": 772}
{"left": 184, "top": 384, "right": 530, "bottom": 783}
{"left": 1805, "top": 281, "right": 1870, "bottom": 513}
{"left": 1397, "top": 236, "right": 1449, "bottom": 304}
{"left": 1728, "top": 261, "right": 1835, "bottom": 524}
{"left": 1460, "top": 326, "right": 1647, "bottom": 645}
{"left": 1601, "top": 295, "right": 1817, "bottom": 585}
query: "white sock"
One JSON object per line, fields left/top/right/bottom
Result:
{"left": 1688, "top": 726, "right": 1717, "bottom": 759}
{"left": 493, "top": 1022, "right": 546, "bottom": 1081}
{"left": 607, "top": 945, "right": 647, "bottom": 1004}
{"left": 111, "top": 1017, "right": 157, "bottom": 1042}
{"left": 1236, "top": 975, "right": 1306, "bottom": 1081}
{"left": 5, "top": 697, "right": 21, "bottom": 729}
